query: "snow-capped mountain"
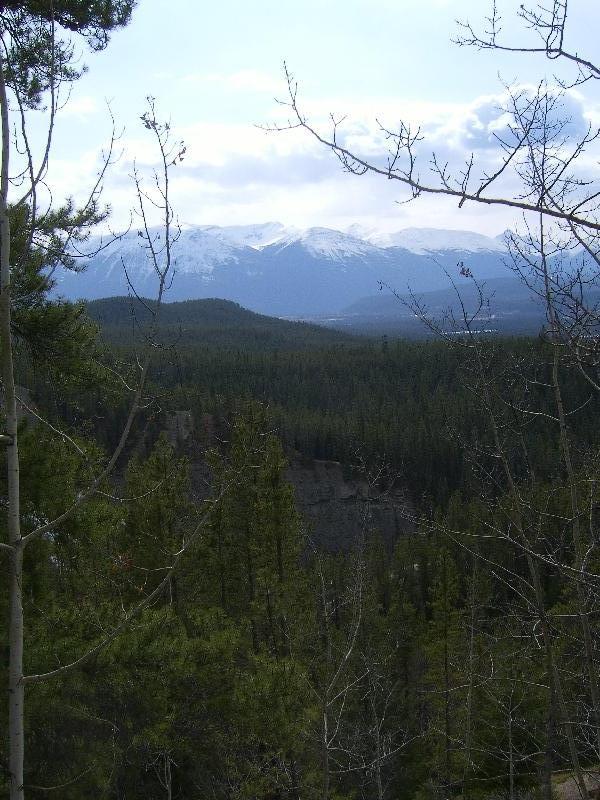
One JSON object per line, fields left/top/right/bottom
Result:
{"left": 345, "top": 225, "right": 505, "bottom": 254}
{"left": 274, "top": 227, "right": 379, "bottom": 261}
{"left": 366, "top": 227, "right": 506, "bottom": 254}
{"left": 55, "top": 223, "right": 511, "bottom": 316}
{"left": 194, "top": 222, "right": 290, "bottom": 251}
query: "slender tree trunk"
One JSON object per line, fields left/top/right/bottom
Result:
{"left": 442, "top": 556, "right": 451, "bottom": 790}
{"left": 0, "top": 50, "right": 24, "bottom": 800}
{"left": 217, "top": 517, "right": 226, "bottom": 609}
{"left": 538, "top": 217, "right": 600, "bottom": 777}
{"left": 244, "top": 526, "right": 259, "bottom": 653}
{"left": 472, "top": 342, "right": 587, "bottom": 799}
{"left": 322, "top": 703, "right": 330, "bottom": 800}
{"left": 462, "top": 555, "right": 478, "bottom": 800}
{"left": 164, "top": 753, "right": 172, "bottom": 800}
{"left": 542, "top": 684, "right": 557, "bottom": 800}
{"left": 370, "top": 693, "right": 384, "bottom": 800}
{"left": 7, "top": 545, "right": 24, "bottom": 800}
{"left": 289, "top": 757, "right": 301, "bottom": 800}
{"left": 551, "top": 345, "right": 600, "bottom": 758}
{"left": 265, "top": 586, "right": 278, "bottom": 656}
{"left": 508, "top": 690, "right": 515, "bottom": 800}
{"left": 530, "top": 555, "right": 587, "bottom": 799}
{"left": 320, "top": 567, "right": 331, "bottom": 800}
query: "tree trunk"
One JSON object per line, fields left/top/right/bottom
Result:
{"left": 529, "top": 556, "right": 587, "bottom": 800}
{"left": 0, "top": 49, "right": 24, "bottom": 800}
{"left": 371, "top": 693, "right": 384, "bottom": 800}
{"left": 164, "top": 753, "right": 172, "bottom": 800}
{"left": 462, "top": 554, "right": 478, "bottom": 800}
{"left": 472, "top": 341, "right": 587, "bottom": 800}
{"left": 442, "top": 555, "right": 451, "bottom": 790}
{"left": 542, "top": 684, "right": 557, "bottom": 800}
{"left": 508, "top": 698, "right": 515, "bottom": 800}
{"left": 289, "top": 757, "right": 301, "bottom": 800}
{"left": 551, "top": 344, "right": 600, "bottom": 758}
{"left": 321, "top": 704, "right": 330, "bottom": 800}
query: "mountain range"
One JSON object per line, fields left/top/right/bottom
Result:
{"left": 54, "top": 222, "right": 512, "bottom": 316}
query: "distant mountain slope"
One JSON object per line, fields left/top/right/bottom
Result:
{"left": 344, "top": 276, "right": 535, "bottom": 316}
{"left": 54, "top": 223, "right": 512, "bottom": 316}
{"left": 305, "top": 276, "right": 548, "bottom": 337}
{"left": 85, "top": 296, "right": 356, "bottom": 351}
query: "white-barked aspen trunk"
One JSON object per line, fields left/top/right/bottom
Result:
{"left": 0, "top": 46, "right": 25, "bottom": 800}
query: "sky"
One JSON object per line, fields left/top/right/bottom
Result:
{"left": 22, "top": 0, "right": 600, "bottom": 237}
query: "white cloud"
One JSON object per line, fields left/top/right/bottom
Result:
{"left": 183, "top": 69, "right": 282, "bottom": 95}
{"left": 33, "top": 81, "right": 600, "bottom": 240}
{"left": 59, "top": 95, "right": 101, "bottom": 119}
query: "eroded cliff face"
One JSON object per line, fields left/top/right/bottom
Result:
{"left": 286, "top": 458, "right": 413, "bottom": 551}
{"left": 165, "top": 411, "right": 194, "bottom": 447}
{"left": 168, "top": 411, "right": 414, "bottom": 552}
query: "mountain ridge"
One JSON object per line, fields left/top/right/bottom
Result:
{"left": 55, "top": 222, "right": 511, "bottom": 316}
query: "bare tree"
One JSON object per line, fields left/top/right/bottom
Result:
{"left": 0, "top": 9, "right": 131, "bottom": 798}
{"left": 270, "top": 3, "right": 600, "bottom": 790}
{"left": 0, "top": 7, "right": 215, "bottom": 795}
{"left": 2, "top": 93, "right": 187, "bottom": 799}
{"left": 304, "top": 548, "right": 365, "bottom": 800}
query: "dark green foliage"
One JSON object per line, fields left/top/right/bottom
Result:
{"left": 2, "top": 404, "right": 598, "bottom": 798}
{"left": 86, "top": 295, "right": 356, "bottom": 350}
{"left": 0, "top": 0, "right": 135, "bottom": 106}
{"left": 6, "top": 289, "right": 600, "bottom": 798}
{"left": 86, "top": 311, "right": 600, "bottom": 509}
{"left": 3, "top": 1, "right": 134, "bottom": 39}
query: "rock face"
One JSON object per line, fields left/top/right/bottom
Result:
{"left": 165, "top": 411, "right": 194, "bottom": 447}
{"left": 165, "top": 412, "right": 414, "bottom": 552}
{"left": 286, "top": 458, "right": 414, "bottom": 552}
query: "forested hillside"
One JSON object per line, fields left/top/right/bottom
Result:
{"left": 75, "top": 300, "right": 599, "bottom": 506}
{"left": 7, "top": 296, "right": 600, "bottom": 798}
{"left": 86, "top": 296, "right": 355, "bottom": 350}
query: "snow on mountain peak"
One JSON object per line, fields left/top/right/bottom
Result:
{"left": 199, "top": 222, "right": 292, "bottom": 250}
{"left": 59, "top": 221, "right": 514, "bottom": 315}
{"left": 80, "top": 223, "right": 507, "bottom": 285}
{"left": 345, "top": 223, "right": 379, "bottom": 241}
{"left": 367, "top": 227, "right": 507, "bottom": 254}
{"left": 275, "top": 226, "right": 378, "bottom": 261}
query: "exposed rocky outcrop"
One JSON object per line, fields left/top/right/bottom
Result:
{"left": 165, "top": 410, "right": 194, "bottom": 447}
{"left": 162, "top": 411, "right": 414, "bottom": 551}
{"left": 286, "top": 457, "right": 414, "bottom": 551}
